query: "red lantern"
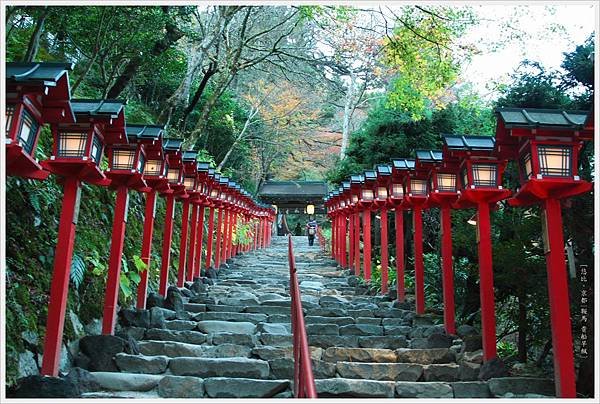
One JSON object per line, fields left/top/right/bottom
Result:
{"left": 416, "top": 149, "right": 458, "bottom": 335}
{"left": 6, "top": 62, "right": 74, "bottom": 180}
{"left": 158, "top": 138, "right": 184, "bottom": 296}
{"left": 40, "top": 98, "right": 126, "bottom": 377}
{"left": 442, "top": 134, "right": 511, "bottom": 363}
{"left": 495, "top": 107, "right": 593, "bottom": 398}
{"left": 374, "top": 164, "right": 392, "bottom": 294}
{"left": 125, "top": 125, "right": 166, "bottom": 310}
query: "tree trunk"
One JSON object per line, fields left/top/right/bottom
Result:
{"left": 23, "top": 7, "right": 50, "bottom": 62}
{"left": 179, "top": 62, "right": 218, "bottom": 129}
{"left": 106, "top": 15, "right": 183, "bottom": 98}
{"left": 517, "top": 291, "right": 528, "bottom": 362}
{"left": 340, "top": 71, "right": 356, "bottom": 159}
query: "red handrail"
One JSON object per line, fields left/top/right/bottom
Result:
{"left": 288, "top": 234, "right": 318, "bottom": 398}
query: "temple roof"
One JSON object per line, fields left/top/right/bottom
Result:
{"left": 496, "top": 108, "right": 589, "bottom": 128}
{"left": 258, "top": 181, "right": 328, "bottom": 198}
{"left": 6, "top": 62, "right": 73, "bottom": 86}
{"left": 70, "top": 99, "right": 126, "bottom": 117}
{"left": 442, "top": 134, "right": 495, "bottom": 150}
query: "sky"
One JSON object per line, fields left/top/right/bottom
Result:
{"left": 461, "top": 4, "right": 596, "bottom": 100}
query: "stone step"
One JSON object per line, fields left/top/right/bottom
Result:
{"left": 204, "top": 378, "right": 290, "bottom": 398}
{"left": 315, "top": 378, "right": 396, "bottom": 398}
{"left": 169, "top": 357, "right": 270, "bottom": 378}
{"left": 194, "top": 312, "right": 267, "bottom": 323}
{"left": 144, "top": 328, "right": 208, "bottom": 345}
{"left": 138, "top": 340, "right": 251, "bottom": 358}
{"left": 115, "top": 353, "right": 169, "bottom": 374}
{"left": 335, "top": 362, "right": 423, "bottom": 381}
{"left": 82, "top": 390, "right": 160, "bottom": 399}
{"left": 322, "top": 347, "right": 397, "bottom": 363}
{"left": 90, "top": 372, "right": 163, "bottom": 392}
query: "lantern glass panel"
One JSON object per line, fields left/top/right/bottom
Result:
{"left": 58, "top": 132, "right": 87, "bottom": 158}
{"left": 167, "top": 168, "right": 180, "bottom": 184}
{"left": 472, "top": 164, "right": 497, "bottom": 187}
{"left": 352, "top": 194, "right": 359, "bottom": 203}
{"left": 340, "top": 200, "right": 346, "bottom": 207}
{"left": 145, "top": 159, "right": 163, "bottom": 176}
{"left": 410, "top": 179, "right": 428, "bottom": 195}
{"left": 521, "top": 153, "right": 533, "bottom": 179}
{"left": 220, "top": 192, "right": 226, "bottom": 200}
{"left": 210, "top": 189, "right": 219, "bottom": 198}
{"left": 391, "top": 183, "right": 403, "bottom": 197}
{"left": 306, "top": 204, "right": 315, "bottom": 215}
{"left": 18, "top": 109, "right": 39, "bottom": 154}
{"left": 377, "top": 186, "right": 388, "bottom": 199}
{"left": 112, "top": 149, "right": 135, "bottom": 170}
{"left": 361, "top": 189, "right": 374, "bottom": 201}
{"left": 184, "top": 176, "right": 196, "bottom": 191}
{"left": 90, "top": 135, "right": 103, "bottom": 164}
{"left": 6, "top": 104, "right": 15, "bottom": 133}
{"left": 537, "top": 145, "right": 572, "bottom": 177}
{"left": 437, "top": 173, "right": 456, "bottom": 192}
{"left": 137, "top": 153, "right": 145, "bottom": 173}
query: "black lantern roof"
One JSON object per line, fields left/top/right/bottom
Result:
{"left": 363, "top": 170, "right": 377, "bottom": 181}
{"left": 164, "top": 138, "right": 183, "bottom": 151}
{"left": 350, "top": 174, "right": 364, "bottom": 184}
{"left": 234, "top": 184, "right": 241, "bottom": 191}
{"left": 376, "top": 164, "right": 392, "bottom": 176}
{"left": 442, "top": 135, "right": 495, "bottom": 151}
{"left": 126, "top": 124, "right": 164, "bottom": 141}
{"left": 392, "top": 158, "right": 415, "bottom": 170}
{"left": 333, "top": 190, "right": 340, "bottom": 197}
{"left": 71, "top": 99, "right": 126, "bottom": 118}
{"left": 342, "top": 181, "right": 351, "bottom": 190}
{"left": 496, "top": 108, "right": 589, "bottom": 129}
{"left": 219, "top": 177, "right": 229, "bottom": 185}
{"left": 182, "top": 150, "right": 198, "bottom": 162}
{"left": 415, "top": 150, "right": 443, "bottom": 162}
{"left": 7, "top": 62, "right": 74, "bottom": 86}
{"left": 197, "top": 162, "right": 211, "bottom": 172}
{"left": 213, "top": 173, "right": 221, "bottom": 181}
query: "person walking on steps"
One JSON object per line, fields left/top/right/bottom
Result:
{"left": 306, "top": 217, "right": 318, "bottom": 246}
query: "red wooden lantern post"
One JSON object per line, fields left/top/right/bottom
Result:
{"left": 345, "top": 181, "right": 355, "bottom": 273}
{"left": 158, "top": 139, "right": 184, "bottom": 296}
{"left": 213, "top": 176, "right": 228, "bottom": 269}
{"left": 193, "top": 163, "right": 211, "bottom": 278}
{"left": 359, "top": 170, "right": 377, "bottom": 281}
{"left": 326, "top": 193, "right": 337, "bottom": 262}
{"left": 218, "top": 177, "right": 231, "bottom": 267}
{"left": 102, "top": 124, "right": 151, "bottom": 335}
{"left": 390, "top": 159, "right": 415, "bottom": 304}
{"left": 442, "top": 134, "right": 511, "bottom": 361}
{"left": 416, "top": 150, "right": 459, "bottom": 334}
{"left": 176, "top": 151, "right": 198, "bottom": 286}
{"left": 374, "top": 164, "right": 392, "bottom": 294}
{"left": 496, "top": 108, "right": 594, "bottom": 398}
{"left": 339, "top": 181, "right": 351, "bottom": 268}
{"left": 205, "top": 171, "right": 219, "bottom": 270}
{"left": 349, "top": 175, "right": 363, "bottom": 276}
{"left": 404, "top": 159, "right": 430, "bottom": 314}
{"left": 132, "top": 125, "right": 167, "bottom": 309}
{"left": 40, "top": 98, "right": 126, "bottom": 376}
{"left": 6, "top": 62, "right": 74, "bottom": 180}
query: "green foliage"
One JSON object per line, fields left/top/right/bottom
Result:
{"left": 70, "top": 254, "right": 86, "bottom": 289}
{"left": 383, "top": 7, "right": 476, "bottom": 119}
{"left": 232, "top": 219, "right": 256, "bottom": 247}
{"left": 497, "top": 340, "right": 518, "bottom": 359}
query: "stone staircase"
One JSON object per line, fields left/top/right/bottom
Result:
{"left": 78, "top": 236, "right": 555, "bottom": 399}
